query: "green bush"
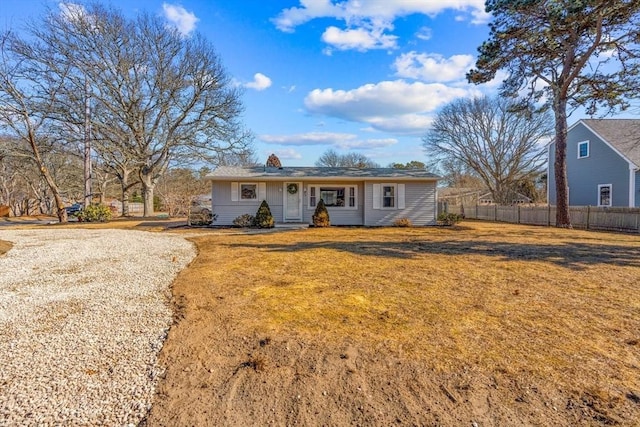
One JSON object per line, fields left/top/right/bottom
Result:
{"left": 233, "top": 214, "right": 255, "bottom": 227}
{"left": 253, "top": 200, "right": 274, "bottom": 228}
{"left": 437, "top": 212, "right": 462, "bottom": 226}
{"left": 312, "top": 198, "right": 330, "bottom": 227}
{"left": 76, "top": 204, "right": 112, "bottom": 222}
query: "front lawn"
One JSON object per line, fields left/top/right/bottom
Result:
{"left": 149, "top": 222, "right": 640, "bottom": 425}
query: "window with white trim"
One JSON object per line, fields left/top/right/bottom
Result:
{"left": 308, "top": 185, "right": 357, "bottom": 209}
{"left": 382, "top": 185, "right": 395, "bottom": 208}
{"left": 373, "top": 183, "right": 405, "bottom": 210}
{"left": 598, "top": 184, "right": 612, "bottom": 207}
{"left": 240, "top": 183, "right": 257, "bottom": 199}
{"left": 231, "top": 182, "right": 265, "bottom": 202}
{"left": 578, "top": 141, "right": 589, "bottom": 159}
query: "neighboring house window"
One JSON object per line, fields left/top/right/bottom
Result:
{"left": 578, "top": 141, "right": 589, "bottom": 159}
{"left": 308, "top": 185, "right": 357, "bottom": 209}
{"left": 598, "top": 184, "right": 612, "bottom": 207}
{"left": 240, "top": 183, "right": 257, "bottom": 199}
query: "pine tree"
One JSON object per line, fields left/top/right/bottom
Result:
{"left": 254, "top": 200, "right": 274, "bottom": 228}
{"left": 312, "top": 199, "right": 330, "bottom": 227}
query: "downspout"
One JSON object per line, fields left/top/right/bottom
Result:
{"left": 630, "top": 163, "right": 637, "bottom": 208}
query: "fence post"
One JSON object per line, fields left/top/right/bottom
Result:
{"left": 586, "top": 205, "right": 590, "bottom": 230}
{"left": 517, "top": 205, "right": 521, "bottom": 224}
{"left": 547, "top": 204, "right": 551, "bottom": 226}
{"left": 494, "top": 204, "right": 498, "bottom": 221}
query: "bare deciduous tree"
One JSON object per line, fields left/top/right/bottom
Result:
{"left": 0, "top": 31, "right": 76, "bottom": 222}
{"left": 423, "top": 96, "right": 552, "bottom": 205}
{"left": 2, "top": 3, "right": 253, "bottom": 218}
{"left": 315, "top": 149, "right": 380, "bottom": 168}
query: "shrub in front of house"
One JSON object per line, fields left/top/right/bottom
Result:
{"left": 393, "top": 217, "right": 413, "bottom": 227}
{"left": 437, "top": 212, "right": 462, "bottom": 226}
{"left": 233, "top": 214, "right": 255, "bottom": 227}
{"left": 76, "top": 204, "right": 112, "bottom": 222}
{"left": 254, "top": 200, "right": 275, "bottom": 228}
{"left": 312, "top": 198, "right": 330, "bottom": 227}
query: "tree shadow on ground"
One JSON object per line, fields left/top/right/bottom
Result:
{"left": 227, "top": 239, "right": 640, "bottom": 270}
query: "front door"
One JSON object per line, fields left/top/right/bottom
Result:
{"left": 284, "top": 182, "right": 302, "bottom": 222}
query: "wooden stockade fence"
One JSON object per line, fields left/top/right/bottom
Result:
{"left": 444, "top": 204, "right": 640, "bottom": 233}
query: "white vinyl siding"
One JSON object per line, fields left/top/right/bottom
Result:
{"left": 214, "top": 181, "right": 282, "bottom": 225}
{"left": 364, "top": 181, "right": 436, "bottom": 226}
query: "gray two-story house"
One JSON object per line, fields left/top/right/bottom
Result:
{"left": 548, "top": 119, "right": 640, "bottom": 208}
{"left": 206, "top": 166, "right": 440, "bottom": 226}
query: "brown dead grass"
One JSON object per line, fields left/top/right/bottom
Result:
{"left": 191, "top": 223, "right": 640, "bottom": 386}
{"left": 148, "top": 221, "right": 640, "bottom": 425}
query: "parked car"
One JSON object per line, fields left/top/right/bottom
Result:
{"left": 65, "top": 203, "right": 83, "bottom": 215}
{"left": 189, "top": 205, "right": 214, "bottom": 225}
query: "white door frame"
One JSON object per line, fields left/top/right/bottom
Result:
{"left": 283, "top": 182, "right": 303, "bottom": 222}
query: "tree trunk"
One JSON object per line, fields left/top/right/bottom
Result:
{"left": 84, "top": 77, "right": 92, "bottom": 208}
{"left": 119, "top": 187, "right": 128, "bottom": 217}
{"left": 553, "top": 97, "right": 571, "bottom": 228}
{"left": 140, "top": 172, "right": 155, "bottom": 217}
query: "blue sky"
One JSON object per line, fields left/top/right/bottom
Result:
{"left": 1, "top": 0, "right": 507, "bottom": 166}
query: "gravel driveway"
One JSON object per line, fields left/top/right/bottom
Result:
{"left": 0, "top": 229, "right": 196, "bottom": 426}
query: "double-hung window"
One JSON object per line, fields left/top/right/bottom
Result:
{"left": 578, "top": 141, "right": 589, "bottom": 159}
{"left": 598, "top": 184, "right": 612, "bottom": 207}
{"left": 373, "top": 183, "right": 405, "bottom": 210}
{"left": 382, "top": 185, "right": 395, "bottom": 208}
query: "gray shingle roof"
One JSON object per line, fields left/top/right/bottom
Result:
{"left": 581, "top": 119, "right": 640, "bottom": 167}
{"left": 207, "top": 166, "right": 440, "bottom": 181}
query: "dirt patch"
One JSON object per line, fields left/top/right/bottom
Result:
{"left": 145, "top": 223, "right": 640, "bottom": 426}
{"left": 0, "top": 239, "right": 12, "bottom": 256}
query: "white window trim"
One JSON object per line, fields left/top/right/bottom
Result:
{"left": 577, "top": 140, "right": 589, "bottom": 159}
{"left": 372, "top": 183, "right": 406, "bottom": 210}
{"left": 380, "top": 183, "right": 397, "bottom": 210}
{"left": 307, "top": 185, "right": 358, "bottom": 210}
{"left": 231, "top": 182, "right": 265, "bottom": 202}
{"left": 597, "top": 184, "right": 612, "bottom": 207}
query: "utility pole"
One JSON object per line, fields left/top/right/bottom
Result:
{"left": 84, "top": 76, "right": 92, "bottom": 208}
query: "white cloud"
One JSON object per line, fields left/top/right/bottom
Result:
{"left": 304, "top": 80, "right": 472, "bottom": 134}
{"left": 260, "top": 132, "right": 397, "bottom": 150}
{"left": 272, "top": 0, "right": 486, "bottom": 33}
{"left": 393, "top": 52, "right": 475, "bottom": 83}
{"left": 470, "top": 8, "right": 492, "bottom": 24}
{"left": 321, "top": 25, "right": 397, "bottom": 52}
{"left": 415, "top": 26, "right": 432, "bottom": 41}
{"left": 244, "top": 73, "right": 272, "bottom": 91}
{"left": 335, "top": 138, "right": 397, "bottom": 150}
{"left": 271, "top": 0, "right": 341, "bottom": 33}
{"left": 261, "top": 132, "right": 357, "bottom": 146}
{"left": 162, "top": 3, "right": 199, "bottom": 36}
{"left": 271, "top": 148, "right": 303, "bottom": 160}
{"left": 58, "top": 2, "right": 86, "bottom": 22}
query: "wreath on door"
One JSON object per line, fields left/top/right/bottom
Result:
{"left": 287, "top": 183, "right": 298, "bottom": 194}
